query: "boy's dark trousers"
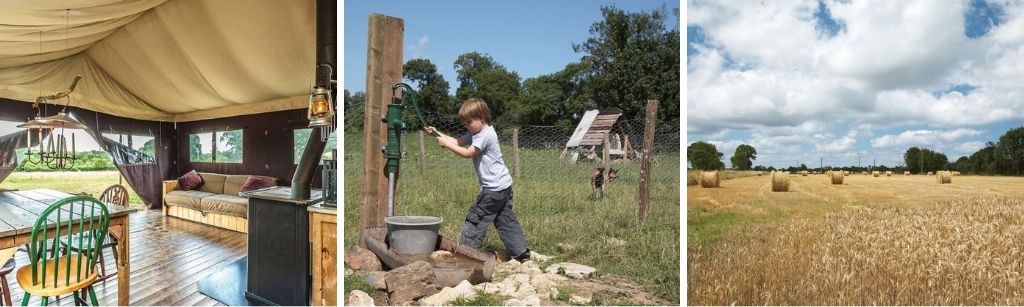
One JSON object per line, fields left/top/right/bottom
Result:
{"left": 459, "top": 186, "right": 529, "bottom": 257}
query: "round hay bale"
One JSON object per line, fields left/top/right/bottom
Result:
{"left": 756, "top": 171, "right": 763, "bottom": 176}
{"left": 872, "top": 171, "right": 880, "bottom": 177}
{"left": 937, "top": 171, "right": 952, "bottom": 184}
{"left": 700, "top": 171, "right": 720, "bottom": 188}
{"left": 927, "top": 171, "right": 934, "bottom": 176}
{"left": 829, "top": 171, "right": 844, "bottom": 185}
{"left": 952, "top": 171, "right": 961, "bottom": 176}
{"left": 885, "top": 171, "right": 893, "bottom": 176}
{"left": 843, "top": 171, "right": 850, "bottom": 176}
{"left": 687, "top": 174, "right": 698, "bottom": 186}
{"left": 771, "top": 171, "right": 790, "bottom": 192}
{"left": 800, "top": 171, "right": 808, "bottom": 176}
{"left": 904, "top": 171, "right": 910, "bottom": 176}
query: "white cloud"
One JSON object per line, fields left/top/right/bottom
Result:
{"left": 688, "top": 0, "right": 1024, "bottom": 167}
{"left": 870, "top": 128, "right": 984, "bottom": 149}
{"left": 407, "top": 35, "right": 430, "bottom": 59}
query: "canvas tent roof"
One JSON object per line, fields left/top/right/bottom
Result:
{"left": 0, "top": 0, "right": 315, "bottom": 122}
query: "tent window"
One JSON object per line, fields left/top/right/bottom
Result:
{"left": 101, "top": 133, "right": 155, "bottom": 160}
{"left": 217, "top": 129, "right": 243, "bottom": 163}
{"left": 293, "top": 129, "right": 336, "bottom": 164}
{"left": 189, "top": 129, "right": 243, "bottom": 163}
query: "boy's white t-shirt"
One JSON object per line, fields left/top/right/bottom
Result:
{"left": 459, "top": 125, "right": 513, "bottom": 191}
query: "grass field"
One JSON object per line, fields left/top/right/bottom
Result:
{"left": 0, "top": 171, "right": 146, "bottom": 208}
{"left": 689, "top": 173, "right": 1024, "bottom": 305}
{"left": 344, "top": 132, "right": 681, "bottom": 304}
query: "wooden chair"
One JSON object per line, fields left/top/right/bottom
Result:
{"left": 63, "top": 185, "right": 127, "bottom": 282}
{"left": 16, "top": 196, "right": 110, "bottom": 306}
{"left": 0, "top": 248, "right": 16, "bottom": 304}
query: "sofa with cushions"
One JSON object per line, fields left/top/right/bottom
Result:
{"left": 162, "top": 171, "right": 276, "bottom": 233}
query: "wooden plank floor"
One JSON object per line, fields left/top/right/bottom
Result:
{"left": 1, "top": 209, "right": 246, "bottom": 306}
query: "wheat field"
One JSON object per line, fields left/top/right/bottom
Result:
{"left": 689, "top": 173, "right": 1024, "bottom": 305}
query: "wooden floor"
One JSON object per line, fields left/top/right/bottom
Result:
{"left": 3, "top": 209, "right": 246, "bottom": 306}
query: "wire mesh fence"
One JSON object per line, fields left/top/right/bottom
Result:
{"left": 342, "top": 101, "right": 680, "bottom": 208}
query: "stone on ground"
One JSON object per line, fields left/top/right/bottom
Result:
{"left": 545, "top": 262, "right": 597, "bottom": 279}
{"left": 347, "top": 290, "right": 374, "bottom": 306}
{"left": 345, "top": 246, "right": 382, "bottom": 272}
{"left": 418, "top": 280, "right": 477, "bottom": 306}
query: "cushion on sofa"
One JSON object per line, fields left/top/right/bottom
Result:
{"left": 197, "top": 173, "right": 227, "bottom": 194}
{"left": 164, "top": 190, "right": 217, "bottom": 210}
{"left": 237, "top": 176, "right": 276, "bottom": 194}
{"left": 198, "top": 194, "right": 249, "bottom": 218}
{"left": 177, "top": 170, "right": 204, "bottom": 191}
{"left": 225, "top": 175, "right": 275, "bottom": 195}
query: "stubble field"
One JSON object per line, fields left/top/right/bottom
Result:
{"left": 689, "top": 172, "right": 1024, "bottom": 305}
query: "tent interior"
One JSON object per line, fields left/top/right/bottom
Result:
{"left": 0, "top": 0, "right": 336, "bottom": 305}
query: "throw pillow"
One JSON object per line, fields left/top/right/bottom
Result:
{"left": 240, "top": 176, "right": 275, "bottom": 193}
{"left": 177, "top": 170, "right": 204, "bottom": 191}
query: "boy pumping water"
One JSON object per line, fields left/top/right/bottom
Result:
{"left": 425, "top": 98, "right": 531, "bottom": 262}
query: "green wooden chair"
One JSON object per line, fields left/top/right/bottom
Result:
{"left": 63, "top": 184, "right": 128, "bottom": 282}
{"left": 15, "top": 196, "right": 109, "bottom": 306}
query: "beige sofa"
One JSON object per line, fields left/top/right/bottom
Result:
{"left": 163, "top": 172, "right": 276, "bottom": 233}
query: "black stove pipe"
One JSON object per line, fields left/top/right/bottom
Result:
{"left": 291, "top": 0, "right": 336, "bottom": 200}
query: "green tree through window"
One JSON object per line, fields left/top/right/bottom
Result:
{"left": 294, "top": 129, "right": 337, "bottom": 164}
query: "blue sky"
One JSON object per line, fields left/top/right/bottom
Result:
{"left": 344, "top": 0, "right": 679, "bottom": 95}
{"left": 687, "top": 0, "right": 1024, "bottom": 169}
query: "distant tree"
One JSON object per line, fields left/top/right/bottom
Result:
{"left": 218, "top": 130, "right": 243, "bottom": 162}
{"left": 404, "top": 58, "right": 452, "bottom": 115}
{"left": 517, "top": 62, "right": 592, "bottom": 126}
{"left": 573, "top": 5, "right": 680, "bottom": 129}
{"left": 799, "top": 164, "right": 808, "bottom": 171}
{"left": 454, "top": 52, "right": 521, "bottom": 122}
{"left": 140, "top": 139, "right": 155, "bottom": 158}
{"left": 904, "top": 146, "right": 948, "bottom": 173}
{"left": 996, "top": 127, "right": 1024, "bottom": 175}
{"left": 729, "top": 144, "right": 757, "bottom": 170}
{"left": 953, "top": 156, "right": 969, "bottom": 172}
{"left": 189, "top": 134, "right": 202, "bottom": 159}
{"left": 687, "top": 141, "right": 723, "bottom": 170}
{"left": 904, "top": 147, "right": 922, "bottom": 174}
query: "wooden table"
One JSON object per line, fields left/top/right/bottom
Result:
{"left": 0, "top": 189, "right": 135, "bottom": 305}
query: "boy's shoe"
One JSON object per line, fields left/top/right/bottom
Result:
{"left": 513, "top": 249, "right": 531, "bottom": 263}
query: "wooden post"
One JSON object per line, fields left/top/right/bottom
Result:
{"left": 360, "top": 14, "right": 404, "bottom": 240}
{"left": 638, "top": 100, "right": 658, "bottom": 222}
{"left": 513, "top": 128, "right": 521, "bottom": 178}
{"left": 623, "top": 134, "right": 632, "bottom": 161}
{"left": 418, "top": 130, "right": 427, "bottom": 174}
{"left": 602, "top": 132, "right": 610, "bottom": 191}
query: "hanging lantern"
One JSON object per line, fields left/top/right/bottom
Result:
{"left": 307, "top": 86, "right": 333, "bottom": 127}
{"left": 307, "top": 64, "right": 335, "bottom": 128}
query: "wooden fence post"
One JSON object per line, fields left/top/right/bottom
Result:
{"left": 360, "top": 14, "right": 404, "bottom": 242}
{"left": 602, "top": 132, "right": 610, "bottom": 191}
{"left": 418, "top": 130, "right": 427, "bottom": 174}
{"left": 638, "top": 100, "right": 658, "bottom": 222}
{"left": 513, "top": 128, "right": 521, "bottom": 178}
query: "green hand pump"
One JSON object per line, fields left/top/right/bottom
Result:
{"left": 382, "top": 82, "right": 435, "bottom": 217}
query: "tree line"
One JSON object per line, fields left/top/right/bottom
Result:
{"left": 344, "top": 5, "right": 680, "bottom": 131}
{"left": 687, "top": 126, "right": 1024, "bottom": 176}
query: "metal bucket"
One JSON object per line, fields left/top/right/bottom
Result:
{"left": 385, "top": 216, "right": 443, "bottom": 255}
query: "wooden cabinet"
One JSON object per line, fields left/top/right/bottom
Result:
{"left": 310, "top": 209, "right": 337, "bottom": 306}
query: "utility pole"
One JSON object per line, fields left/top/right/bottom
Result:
{"left": 920, "top": 150, "right": 923, "bottom": 174}
{"left": 820, "top": 157, "right": 823, "bottom": 172}
{"left": 857, "top": 152, "right": 861, "bottom": 169}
